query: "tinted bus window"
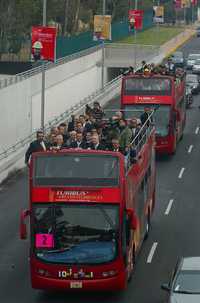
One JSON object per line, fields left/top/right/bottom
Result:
{"left": 34, "top": 154, "right": 119, "bottom": 187}
{"left": 124, "top": 78, "right": 171, "bottom": 96}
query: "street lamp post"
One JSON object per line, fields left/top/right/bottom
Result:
{"left": 101, "top": 0, "right": 106, "bottom": 90}
{"left": 41, "top": 0, "right": 47, "bottom": 130}
{"left": 134, "top": 0, "right": 138, "bottom": 68}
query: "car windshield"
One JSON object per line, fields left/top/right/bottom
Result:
{"left": 173, "top": 52, "right": 182, "bottom": 58}
{"left": 188, "top": 54, "right": 200, "bottom": 60}
{"left": 124, "top": 77, "right": 171, "bottom": 96}
{"left": 33, "top": 204, "right": 119, "bottom": 264}
{"left": 34, "top": 154, "right": 119, "bottom": 187}
{"left": 195, "top": 59, "right": 200, "bottom": 64}
{"left": 186, "top": 75, "right": 198, "bottom": 83}
{"left": 173, "top": 270, "right": 200, "bottom": 294}
{"left": 124, "top": 104, "right": 171, "bottom": 137}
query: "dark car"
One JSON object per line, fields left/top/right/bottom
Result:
{"left": 186, "top": 73, "right": 200, "bottom": 94}
{"left": 196, "top": 27, "right": 200, "bottom": 37}
{"left": 171, "top": 51, "right": 184, "bottom": 67}
{"left": 161, "top": 257, "right": 200, "bottom": 303}
{"left": 186, "top": 86, "right": 193, "bottom": 108}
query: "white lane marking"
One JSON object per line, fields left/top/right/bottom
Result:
{"left": 147, "top": 242, "right": 158, "bottom": 264}
{"left": 165, "top": 199, "right": 174, "bottom": 215}
{"left": 188, "top": 145, "right": 193, "bottom": 154}
{"left": 178, "top": 167, "right": 185, "bottom": 179}
{"left": 195, "top": 127, "right": 199, "bottom": 134}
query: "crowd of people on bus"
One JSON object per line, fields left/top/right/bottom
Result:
{"left": 25, "top": 101, "right": 152, "bottom": 165}
{"left": 125, "top": 58, "right": 185, "bottom": 79}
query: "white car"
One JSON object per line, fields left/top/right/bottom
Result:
{"left": 186, "top": 54, "right": 200, "bottom": 69}
{"left": 192, "top": 59, "right": 200, "bottom": 74}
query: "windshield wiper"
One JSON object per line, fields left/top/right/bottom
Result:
{"left": 44, "top": 244, "right": 76, "bottom": 253}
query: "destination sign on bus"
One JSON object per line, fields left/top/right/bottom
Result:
{"left": 54, "top": 190, "right": 103, "bottom": 202}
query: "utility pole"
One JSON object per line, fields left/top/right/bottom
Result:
{"left": 101, "top": 0, "right": 106, "bottom": 89}
{"left": 134, "top": 0, "right": 138, "bottom": 68}
{"left": 41, "top": 0, "right": 47, "bottom": 129}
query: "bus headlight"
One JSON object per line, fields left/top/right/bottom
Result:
{"left": 102, "top": 270, "right": 118, "bottom": 278}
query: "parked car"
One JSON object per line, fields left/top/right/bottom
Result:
{"left": 171, "top": 51, "right": 184, "bottom": 67}
{"left": 186, "top": 54, "right": 200, "bottom": 69}
{"left": 186, "top": 86, "right": 193, "bottom": 108}
{"left": 196, "top": 27, "right": 200, "bottom": 37}
{"left": 192, "top": 58, "right": 200, "bottom": 74}
{"left": 186, "top": 73, "right": 200, "bottom": 94}
{"left": 161, "top": 257, "right": 200, "bottom": 303}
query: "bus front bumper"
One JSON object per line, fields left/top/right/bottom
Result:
{"left": 31, "top": 272, "right": 126, "bottom": 291}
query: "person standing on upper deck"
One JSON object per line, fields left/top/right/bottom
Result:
{"left": 118, "top": 119, "right": 132, "bottom": 154}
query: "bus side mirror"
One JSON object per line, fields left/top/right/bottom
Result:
{"left": 161, "top": 283, "right": 171, "bottom": 292}
{"left": 126, "top": 208, "right": 138, "bottom": 230}
{"left": 20, "top": 209, "right": 30, "bottom": 240}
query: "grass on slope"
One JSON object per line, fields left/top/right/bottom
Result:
{"left": 118, "top": 26, "right": 183, "bottom": 45}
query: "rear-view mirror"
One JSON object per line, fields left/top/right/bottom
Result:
{"left": 20, "top": 209, "right": 30, "bottom": 240}
{"left": 161, "top": 283, "right": 171, "bottom": 292}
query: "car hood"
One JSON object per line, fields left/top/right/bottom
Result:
{"left": 171, "top": 293, "right": 200, "bottom": 303}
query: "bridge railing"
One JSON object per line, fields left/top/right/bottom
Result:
{"left": 0, "top": 74, "right": 122, "bottom": 162}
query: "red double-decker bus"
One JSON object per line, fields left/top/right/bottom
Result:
{"left": 20, "top": 117, "right": 156, "bottom": 291}
{"left": 121, "top": 71, "right": 186, "bottom": 154}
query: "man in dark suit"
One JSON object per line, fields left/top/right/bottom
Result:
{"left": 70, "top": 132, "right": 86, "bottom": 149}
{"left": 89, "top": 134, "right": 105, "bottom": 150}
{"left": 129, "top": 118, "right": 140, "bottom": 144}
{"left": 25, "top": 130, "right": 49, "bottom": 165}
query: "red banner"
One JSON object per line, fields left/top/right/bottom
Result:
{"left": 174, "top": 0, "right": 182, "bottom": 9}
{"left": 129, "top": 10, "right": 144, "bottom": 31}
{"left": 31, "top": 26, "right": 57, "bottom": 62}
{"left": 191, "top": 0, "right": 197, "bottom": 5}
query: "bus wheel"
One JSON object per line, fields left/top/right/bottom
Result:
{"left": 172, "top": 137, "right": 177, "bottom": 155}
{"left": 144, "top": 211, "right": 151, "bottom": 240}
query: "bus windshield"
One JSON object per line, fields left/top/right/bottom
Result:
{"left": 33, "top": 204, "right": 119, "bottom": 264}
{"left": 34, "top": 154, "right": 119, "bottom": 187}
{"left": 124, "top": 104, "right": 171, "bottom": 137}
{"left": 124, "top": 77, "right": 171, "bottom": 96}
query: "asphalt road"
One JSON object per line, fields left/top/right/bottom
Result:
{"left": 1, "top": 35, "right": 200, "bottom": 303}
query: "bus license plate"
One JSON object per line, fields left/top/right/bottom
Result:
{"left": 70, "top": 281, "right": 82, "bottom": 289}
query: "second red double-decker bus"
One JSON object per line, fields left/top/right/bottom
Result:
{"left": 20, "top": 115, "right": 156, "bottom": 292}
{"left": 121, "top": 71, "right": 186, "bottom": 155}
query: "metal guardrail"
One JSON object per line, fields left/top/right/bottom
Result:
{"left": 0, "top": 45, "right": 102, "bottom": 90}
{"left": 0, "top": 74, "right": 122, "bottom": 161}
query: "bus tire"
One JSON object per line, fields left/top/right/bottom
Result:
{"left": 171, "top": 136, "right": 177, "bottom": 155}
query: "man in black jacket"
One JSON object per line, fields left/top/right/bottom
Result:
{"left": 25, "top": 130, "right": 49, "bottom": 165}
{"left": 89, "top": 134, "right": 105, "bottom": 150}
{"left": 70, "top": 132, "right": 87, "bottom": 149}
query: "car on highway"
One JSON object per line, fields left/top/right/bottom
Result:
{"left": 171, "top": 51, "right": 184, "bottom": 67}
{"left": 186, "top": 73, "right": 200, "bottom": 94}
{"left": 186, "top": 54, "right": 200, "bottom": 69}
{"left": 161, "top": 257, "right": 200, "bottom": 303}
{"left": 192, "top": 58, "right": 200, "bottom": 74}
{"left": 186, "top": 86, "right": 193, "bottom": 108}
{"left": 196, "top": 26, "right": 200, "bottom": 37}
